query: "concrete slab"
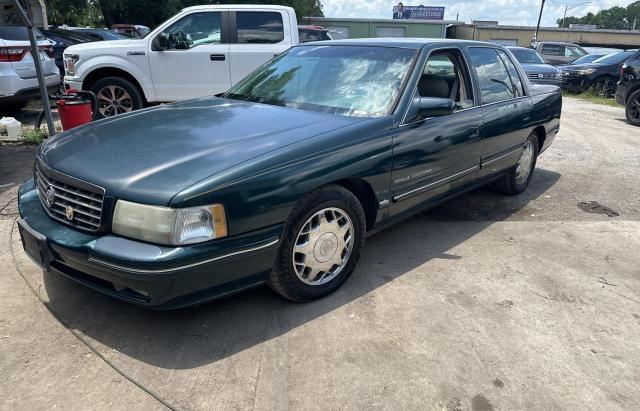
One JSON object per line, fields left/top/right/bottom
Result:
{"left": 1, "top": 97, "right": 639, "bottom": 409}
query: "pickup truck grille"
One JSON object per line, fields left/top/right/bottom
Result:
{"left": 35, "top": 162, "right": 105, "bottom": 232}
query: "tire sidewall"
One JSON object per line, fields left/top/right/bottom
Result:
{"left": 276, "top": 188, "right": 366, "bottom": 301}
{"left": 91, "top": 77, "right": 143, "bottom": 119}
{"left": 626, "top": 90, "right": 640, "bottom": 127}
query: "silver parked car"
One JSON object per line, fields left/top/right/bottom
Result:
{"left": 508, "top": 46, "right": 562, "bottom": 86}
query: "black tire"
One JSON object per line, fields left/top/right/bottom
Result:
{"left": 625, "top": 89, "right": 640, "bottom": 127}
{"left": 90, "top": 76, "right": 143, "bottom": 119}
{"left": 494, "top": 132, "right": 539, "bottom": 196}
{"left": 267, "top": 185, "right": 366, "bottom": 302}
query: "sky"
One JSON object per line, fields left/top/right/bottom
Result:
{"left": 320, "top": 0, "right": 636, "bottom": 26}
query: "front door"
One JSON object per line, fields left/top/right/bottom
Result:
{"left": 390, "top": 48, "right": 483, "bottom": 218}
{"left": 148, "top": 11, "right": 231, "bottom": 101}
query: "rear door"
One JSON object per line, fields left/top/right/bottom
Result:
{"left": 467, "top": 47, "right": 532, "bottom": 177}
{"left": 389, "top": 47, "right": 483, "bottom": 217}
{"left": 540, "top": 43, "right": 564, "bottom": 65}
{"left": 227, "top": 10, "right": 292, "bottom": 85}
{"left": 148, "top": 11, "right": 231, "bottom": 101}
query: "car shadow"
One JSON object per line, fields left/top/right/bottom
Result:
{"left": 41, "top": 169, "right": 561, "bottom": 369}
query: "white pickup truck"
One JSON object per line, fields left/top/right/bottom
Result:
{"left": 63, "top": 4, "right": 299, "bottom": 118}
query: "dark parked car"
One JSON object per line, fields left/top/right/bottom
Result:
{"left": 298, "top": 25, "right": 332, "bottom": 43}
{"left": 616, "top": 49, "right": 640, "bottom": 126}
{"left": 17, "top": 39, "right": 561, "bottom": 308}
{"left": 560, "top": 51, "right": 637, "bottom": 95}
{"left": 71, "top": 28, "right": 129, "bottom": 41}
{"left": 507, "top": 46, "right": 561, "bottom": 86}
{"left": 534, "top": 41, "right": 588, "bottom": 66}
{"left": 41, "top": 29, "right": 94, "bottom": 77}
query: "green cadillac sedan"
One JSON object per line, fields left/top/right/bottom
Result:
{"left": 18, "top": 39, "right": 561, "bottom": 308}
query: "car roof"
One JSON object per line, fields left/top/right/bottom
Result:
{"left": 507, "top": 46, "right": 536, "bottom": 50}
{"left": 303, "top": 38, "right": 501, "bottom": 49}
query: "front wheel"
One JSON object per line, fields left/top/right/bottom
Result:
{"left": 494, "top": 132, "right": 539, "bottom": 196}
{"left": 625, "top": 89, "right": 640, "bottom": 127}
{"left": 90, "top": 76, "right": 143, "bottom": 119}
{"left": 268, "top": 185, "right": 366, "bottom": 302}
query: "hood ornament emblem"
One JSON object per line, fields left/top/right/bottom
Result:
{"left": 45, "top": 185, "right": 56, "bottom": 207}
{"left": 65, "top": 206, "right": 75, "bottom": 221}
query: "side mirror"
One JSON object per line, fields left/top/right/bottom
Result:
{"left": 153, "top": 33, "right": 168, "bottom": 51}
{"left": 416, "top": 97, "right": 455, "bottom": 119}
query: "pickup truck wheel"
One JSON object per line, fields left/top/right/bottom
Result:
{"left": 494, "top": 133, "right": 539, "bottom": 196}
{"left": 625, "top": 89, "right": 640, "bottom": 127}
{"left": 91, "top": 77, "right": 143, "bottom": 119}
{"left": 268, "top": 185, "right": 366, "bottom": 302}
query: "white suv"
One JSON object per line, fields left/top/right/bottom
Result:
{"left": 0, "top": 26, "right": 60, "bottom": 112}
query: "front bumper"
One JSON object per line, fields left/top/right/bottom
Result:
{"left": 18, "top": 179, "right": 282, "bottom": 309}
{"left": 561, "top": 74, "right": 591, "bottom": 92}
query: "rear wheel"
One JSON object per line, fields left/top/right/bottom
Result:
{"left": 90, "top": 76, "right": 143, "bottom": 119}
{"left": 267, "top": 185, "right": 366, "bottom": 302}
{"left": 494, "top": 132, "right": 539, "bottom": 196}
{"left": 625, "top": 89, "right": 640, "bottom": 127}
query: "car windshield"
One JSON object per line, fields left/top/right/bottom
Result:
{"left": 0, "top": 26, "right": 44, "bottom": 40}
{"left": 225, "top": 45, "right": 416, "bottom": 117}
{"left": 593, "top": 52, "right": 634, "bottom": 65}
{"left": 510, "top": 48, "right": 545, "bottom": 64}
{"left": 571, "top": 54, "right": 601, "bottom": 64}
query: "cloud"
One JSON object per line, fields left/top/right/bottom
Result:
{"left": 320, "top": 0, "right": 634, "bottom": 26}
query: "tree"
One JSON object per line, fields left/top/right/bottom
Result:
{"left": 557, "top": 1, "right": 640, "bottom": 30}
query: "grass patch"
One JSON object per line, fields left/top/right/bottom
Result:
{"left": 21, "top": 128, "right": 48, "bottom": 145}
{"left": 565, "top": 90, "right": 621, "bottom": 108}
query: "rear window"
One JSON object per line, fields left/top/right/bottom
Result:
{"left": 0, "top": 26, "right": 43, "bottom": 41}
{"left": 235, "top": 11, "right": 284, "bottom": 44}
{"left": 541, "top": 44, "right": 562, "bottom": 56}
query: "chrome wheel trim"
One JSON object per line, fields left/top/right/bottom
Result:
{"left": 96, "top": 85, "right": 133, "bottom": 117}
{"left": 292, "top": 207, "right": 354, "bottom": 286}
{"left": 515, "top": 140, "right": 535, "bottom": 185}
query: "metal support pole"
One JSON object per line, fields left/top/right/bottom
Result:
{"left": 534, "top": 0, "right": 546, "bottom": 47}
{"left": 12, "top": 0, "right": 56, "bottom": 136}
{"left": 562, "top": 6, "right": 568, "bottom": 28}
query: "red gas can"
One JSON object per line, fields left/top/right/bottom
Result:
{"left": 57, "top": 90, "right": 97, "bottom": 131}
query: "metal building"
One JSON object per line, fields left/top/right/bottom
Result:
{"left": 300, "top": 17, "right": 457, "bottom": 39}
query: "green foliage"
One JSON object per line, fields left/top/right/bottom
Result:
{"left": 557, "top": 1, "right": 640, "bottom": 30}
{"left": 21, "top": 129, "right": 47, "bottom": 145}
{"left": 46, "top": 0, "right": 323, "bottom": 28}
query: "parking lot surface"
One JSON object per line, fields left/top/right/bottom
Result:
{"left": 1, "top": 97, "right": 639, "bottom": 410}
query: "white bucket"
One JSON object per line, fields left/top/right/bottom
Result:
{"left": 0, "top": 117, "right": 22, "bottom": 141}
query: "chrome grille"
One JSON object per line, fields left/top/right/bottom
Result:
{"left": 527, "top": 72, "right": 555, "bottom": 80}
{"left": 35, "top": 162, "right": 105, "bottom": 231}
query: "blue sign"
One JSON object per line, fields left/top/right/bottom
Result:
{"left": 392, "top": 5, "right": 445, "bottom": 20}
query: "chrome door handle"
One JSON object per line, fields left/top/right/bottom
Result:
{"left": 210, "top": 54, "right": 226, "bottom": 61}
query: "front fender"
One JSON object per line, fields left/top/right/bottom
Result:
{"left": 70, "top": 55, "right": 155, "bottom": 102}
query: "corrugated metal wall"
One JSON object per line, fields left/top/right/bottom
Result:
{"left": 301, "top": 18, "right": 446, "bottom": 39}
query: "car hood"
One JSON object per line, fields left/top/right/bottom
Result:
{"left": 520, "top": 63, "right": 558, "bottom": 74}
{"left": 65, "top": 38, "right": 143, "bottom": 53}
{"left": 39, "top": 98, "right": 365, "bottom": 205}
{"left": 558, "top": 63, "right": 602, "bottom": 72}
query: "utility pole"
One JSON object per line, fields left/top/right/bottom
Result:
{"left": 562, "top": 5, "right": 568, "bottom": 28}
{"left": 561, "top": 2, "right": 592, "bottom": 29}
{"left": 533, "top": 0, "right": 545, "bottom": 47}
{"left": 12, "top": 0, "right": 55, "bottom": 136}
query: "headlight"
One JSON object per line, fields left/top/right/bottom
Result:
{"left": 555, "top": 70, "right": 562, "bottom": 79}
{"left": 63, "top": 53, "right": 79, "bottom": 76}
{"left": 112, "top": 200, "right": 227, "bottom": 245}
{"left": 578, "top": 68, "right": 596, "bottom": 75}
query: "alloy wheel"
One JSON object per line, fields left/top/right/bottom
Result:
{"left": 515, "top": 139, "right": 535, "bottom": 185}
{"left": 292, "top": 207, "right": 354, "bottom": 286}
{"left": 96, "top": 85, "right": 133, "bottom": 117}
{"left": 629, "top": 95, "right": 640, "bottom": 121}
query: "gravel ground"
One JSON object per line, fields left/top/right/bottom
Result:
{"left": 1, "top": 97, "right": 639, "bottom": 410}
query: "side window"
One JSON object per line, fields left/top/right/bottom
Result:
{"left": 497, "top": 50, "right": 525, "bottom": 97}
{"left": 468, "top": 47, "right": 515, "bottom": 104}
{"left": 565, "top": 46, "right": 586, "bottom": 58}
{"left": 161, "top": 12, "right": 221, "bottom": 49}
{"left": 417, "top": 50, "right": 474, "bottom": 110}
{"left": 236, "top": 11, "right": 284, "bottom": 44}
{"left": 541, "top": 44, "right": 562, "bottom": 56}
